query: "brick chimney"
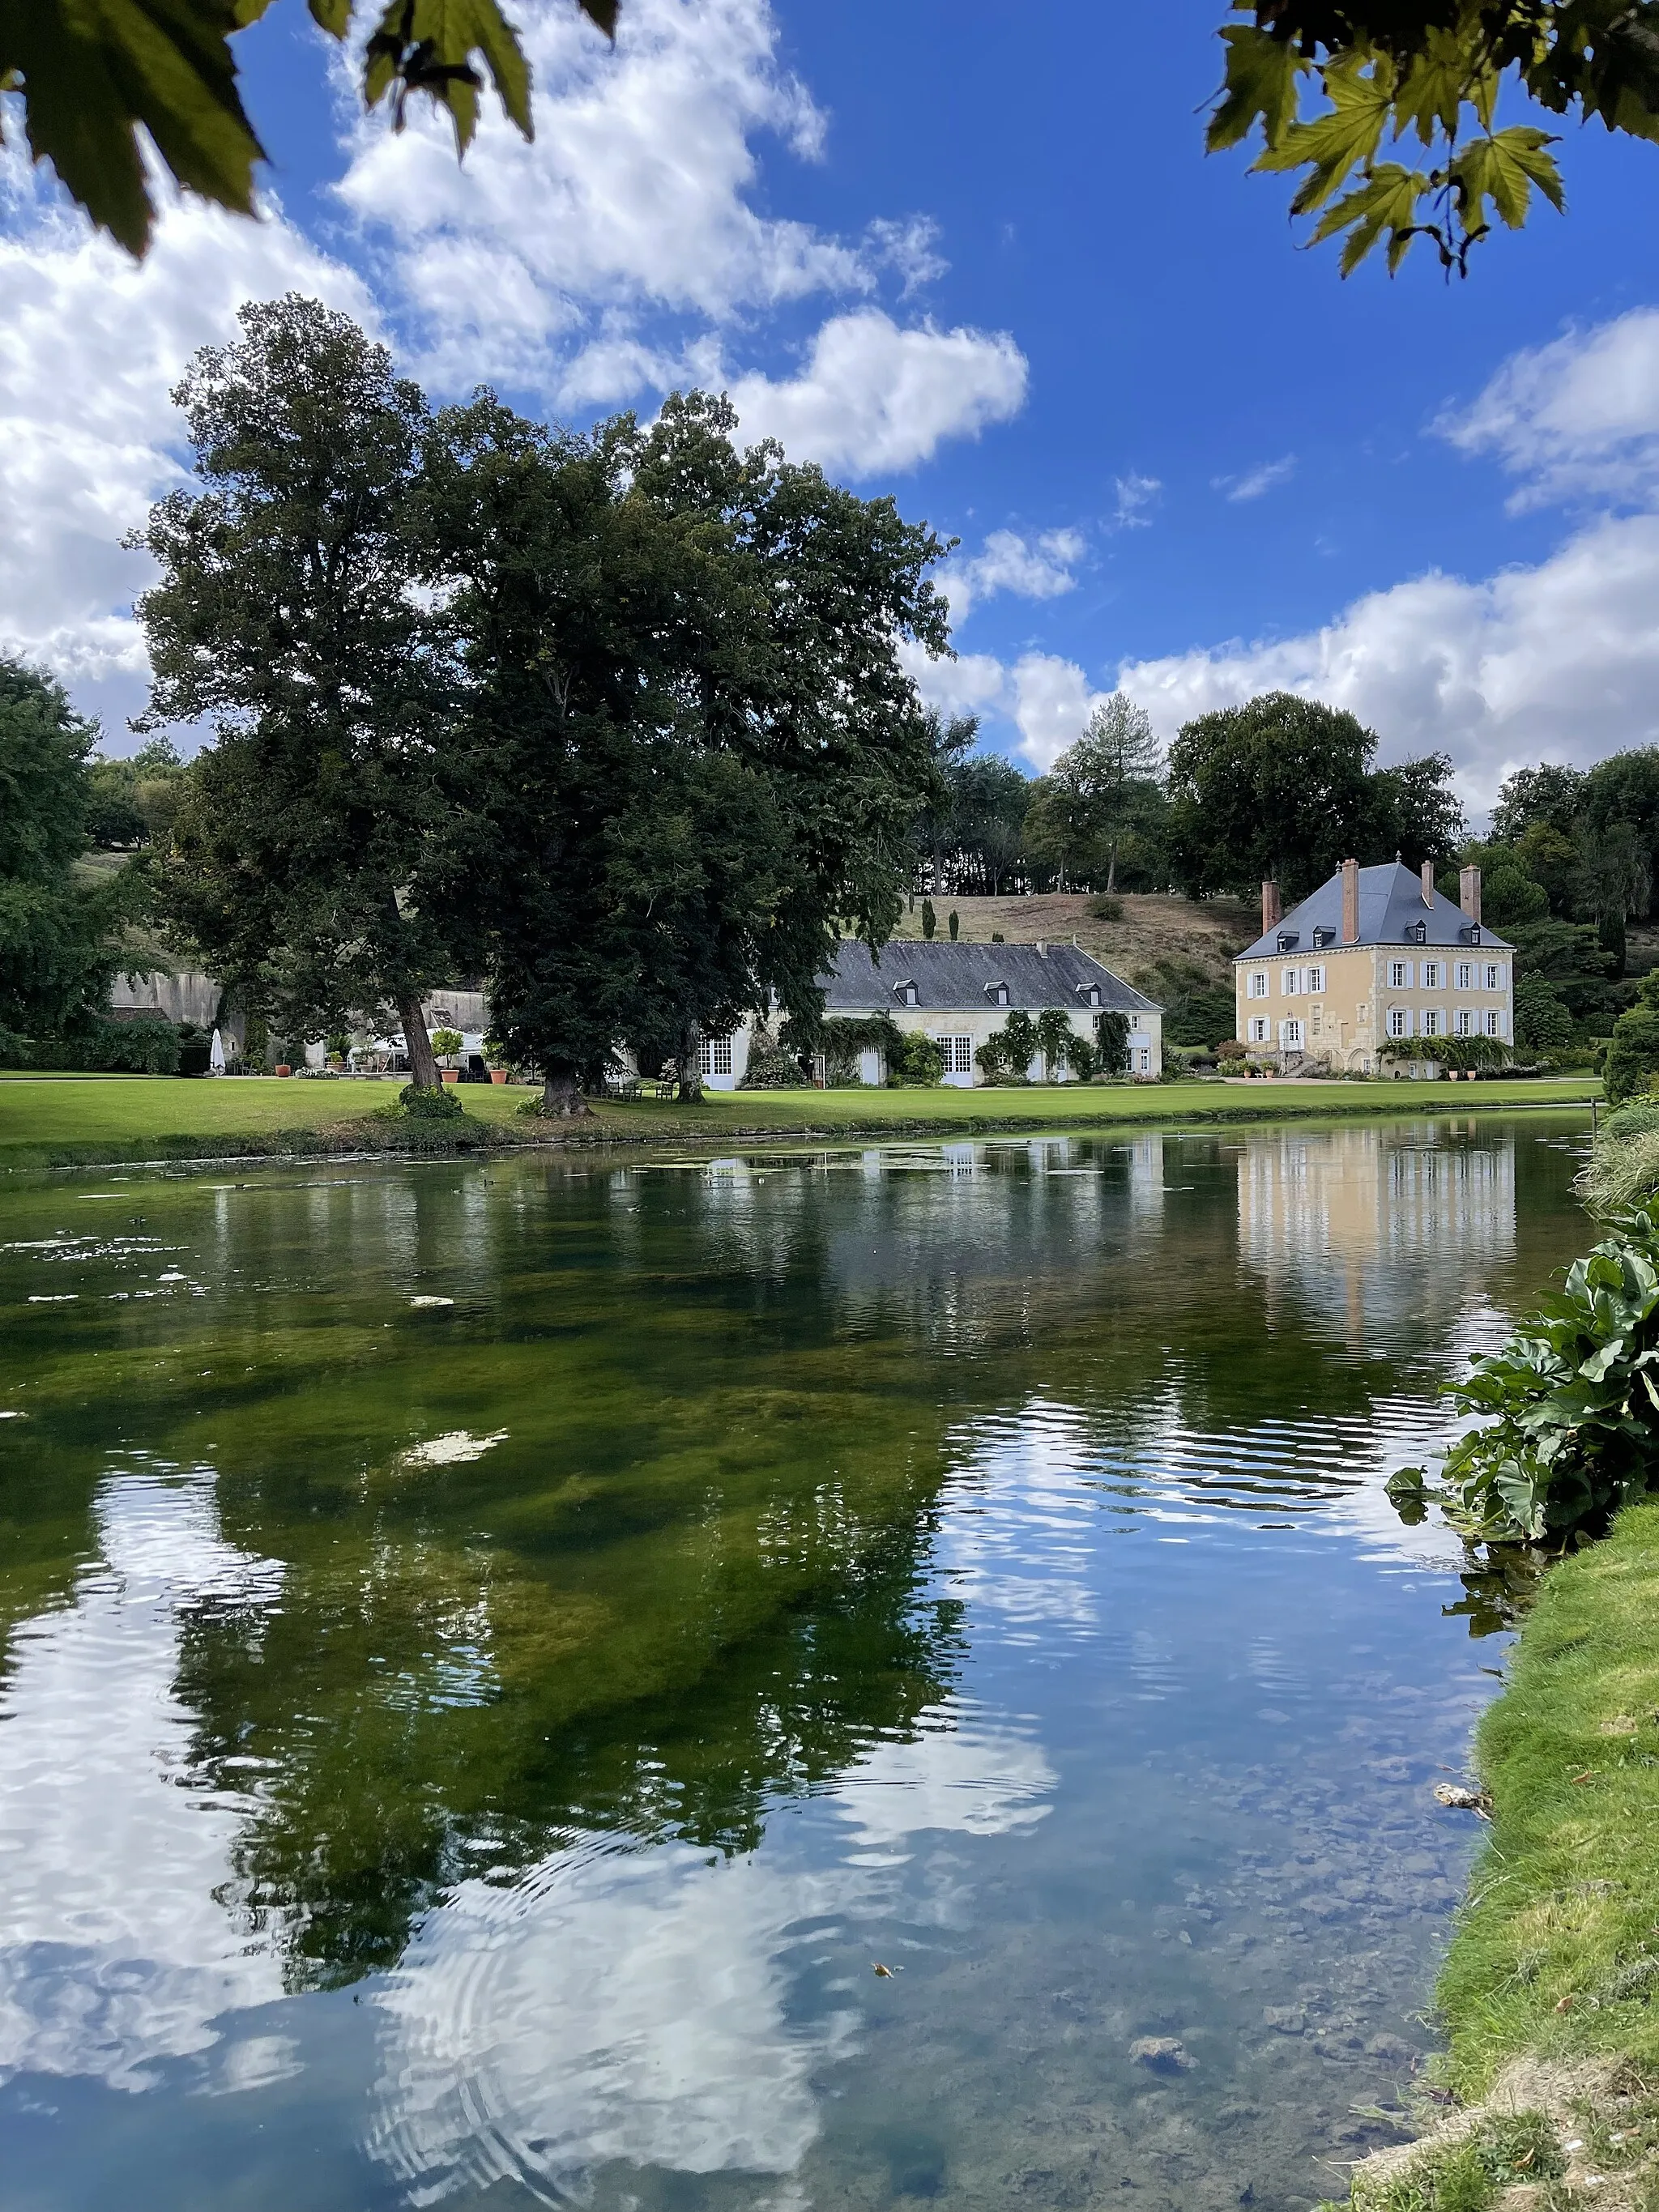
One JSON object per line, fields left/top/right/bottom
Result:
{"left": 1341, "top": 857, "right": 1360, "bottom": 945}
{"left": 1261, "top": 879, "right": 1282, "bottom": 938}
{"left": 1420, "top": 859, "right": 1435, "bottom": 907}
{"left": 1459, "top": 866, "right": 1482, "bottom": 925}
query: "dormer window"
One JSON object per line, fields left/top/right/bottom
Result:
{"left": 1460, "top": 923, "right": 1482, "bottom": 945}
{"left": 1081, "top": 983, "right": 1102, "bottom": 1008}
{"left": 1311, "top": 926, "right": 1335, "bottom": 948}
{"left": 1405, "top": 921, "right": 1427, "bottom": 945}
{"left": 986, "top": 981, "right": 1010, "bottom": 1006}
{"left": 893, "top": 979, "right": 919, "bottom": 1006}
{"left": 1277, "top": 930, "right": 1299, "bottom": 953}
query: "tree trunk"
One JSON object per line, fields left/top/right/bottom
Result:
{"left": 1106, "top": 840, "right": 1118, "bottom": 895}
{"left": 539, "top": 1068, "right": 591, "bottom": 1118}
{"left": 399, "top": 993, "right": 439, "bottom": 1089}
{"left": 676, "top": 1019, "right": 704, "bottom": 1103}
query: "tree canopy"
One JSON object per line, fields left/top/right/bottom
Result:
{"left": 131, "top": 293, "right": 471, "bottom": 1086}
{"left": 17, "top": 2, "right": 1657, "bottom": 266}
{"left": 0, "top": 660, "right": 121, "bottom": 1042}
{"left": 1164, "top": 691, "right": 1464, "bottom": 901}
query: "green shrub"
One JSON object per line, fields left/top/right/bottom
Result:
{"left": 887, "top": 1031, "right": 945, "bottom": 1086}
{"left": 1606, "top": 977, "right": 1659, "bottom": 1105}
{"left": 394, "top": 1082, "right": 464, "bottom": 1120}
{"left": 739, "top": 1040, "right": 807, "bottom": 1089}
{"left": 1095, "top": 1008, "right": 1130, "bottom": 1075}
{"left": 977, "top": 1008, "right": 1038, "bottom": 1083}
{"left": 1606, "top": 1101, "right": 1659, "bottom": 1144}
{"left": 26, "top": 1016, "right": 181, "bottom": 1075}
{"left": 948, "top": 907, "right": 960, "bottom": 941}
{"left": 1389, "top": 1192, "right": 1659, "bottom": 1542}
{"left": 920, "top": 898, "right": 936, "bottom": 941}
{"left": 1515, "top": 973, "right": 1574, "bottom": 1055}
{"left": 1085, "top": 893, "right": 1123, "bottom": 923}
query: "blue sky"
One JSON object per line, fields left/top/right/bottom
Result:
{"left": 6, "top": 0, "right": 1659, "bottom": 812}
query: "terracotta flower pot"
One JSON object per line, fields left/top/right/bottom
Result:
{"left": 275, "top": 1064, "right": 291, "bottom": 1077}
{"left": 490, "top": 1069, "right": 508, "bottom": 1085}
{"left": 441, "top": 1068, "right": 460, "bottom": 1084}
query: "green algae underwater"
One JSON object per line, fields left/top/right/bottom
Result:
{"left": 0, "top": 1117, "right": 1597, "bottom": 2210}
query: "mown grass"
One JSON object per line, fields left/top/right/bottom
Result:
{"left": 0, "top": 1070, "right": 1601, "bottom": 1169}
{"left": 1437, "top": 1500, "right": 1659, "bottom": 2098}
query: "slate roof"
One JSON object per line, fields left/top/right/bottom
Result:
{"left": 1236, "top": 861, "right": 1513, "bottom": 961}
{"left": 821, "top": 939, "right": 1160, "bottom": 1014}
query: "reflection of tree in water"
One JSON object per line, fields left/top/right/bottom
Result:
{"left": 173, "top": 1444, "right": 966, "bottom": 1991}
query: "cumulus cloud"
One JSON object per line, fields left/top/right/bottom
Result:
{"left": 1213, "top": 455, "right": 1296, "bottom": 503}
{"left": 334, "top": 0, "right": 1026, "bottom": 474}
{"left": 0, "top": 164, "right": 369, "bottom": 743}
{"left": 1118, "top": 510, "right": 1659, "bottom": 810}
{"left": 940, "top": 526, "right": 1084, "bottom": 624}
{"left": 1009, "top": 652, "right": 1113, "bottom": 770}
{"left": 725, "top": 309, "right": 1027, "bottom": 475}
{"left": 1440, "top": 306, "right": 1659, "bottom": 510}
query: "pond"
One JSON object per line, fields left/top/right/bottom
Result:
{"left": 0, "top": 1113, "right": 1593, "bottom": 2212}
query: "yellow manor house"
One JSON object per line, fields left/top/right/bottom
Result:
{"left": 1234, "top": 858, "right": 1514, "bottom": 1076}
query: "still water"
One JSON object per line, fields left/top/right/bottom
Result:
{"left": 0, "top": 1115, "right": 1592, "bottom": 2212}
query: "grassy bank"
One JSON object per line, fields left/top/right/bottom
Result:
{"left": 0, "top": 1071, "right": 1601, "bottom": 1169}
{"left": 1332, "top": 1507, "right": 1659, "bottom": 2210}
{"left": 1440, "top": 1501, "right": 1659, "bottom": 2096}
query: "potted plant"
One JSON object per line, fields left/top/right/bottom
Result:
{"left": 484, "top": 1034, "right": 510, "bottom": 1085}
{"left": 431, "top": 1027, "right": 464, "bottom": 1083}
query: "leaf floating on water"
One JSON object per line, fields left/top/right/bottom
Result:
{"left": 27, "top": 1295, "right": 78, "bottom": 1304}
{"left": 398, "top": 1430, "right": 509, "bottom": 1468}
{"left": 872, "top": 1963, "right": 898, "bottom": 1977}
{"left": 0, "top": 1410, "right": 25, "bottom": 1418}
{"left": 409, "top": 1296, "right": 455, "bottom": 1308}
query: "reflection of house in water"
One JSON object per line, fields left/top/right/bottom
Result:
{"left": 672, "top": 1140, "right": 1173, "bottom": 1351}
{"left": 1237, "top": 1124, "right": 1516, "bottom": 1346}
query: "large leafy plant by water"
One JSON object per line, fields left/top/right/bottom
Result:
{"left": 1391, "top": 1196, "right": 1659, "bottom": 1544}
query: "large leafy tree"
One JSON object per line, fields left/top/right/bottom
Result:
{"left": 0, "top": 660, "right": 119, "bottom": 1039}
{"left": 1051, "top": 693, "right": 1165, "bottom": 895}
{"left": 133, "top": 294, "right": 471, "bottom": 1085}
{"left": 1167, "top": 691, "right": 1461, "bottom": 900}
{"left": 425, "top": 388, "right": 948, "bottom": 1114}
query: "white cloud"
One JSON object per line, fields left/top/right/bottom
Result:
{"left": 1214, "top": 455, "right": 1296, "bottom": 503}
{"left": 725, "top": 309, "right": 1027, "bottom": 476}
{"left": 335, "top": 0, "right": 1026, "bottom": 474}
{"left": 941, "top": 525, "right": 1084, "bottom": 624}
{"left": 1010, "top": 652, "right": 1112, "bottom": 771}
{"left": 0, "top": 164, "right": 370, "bottom": 744}
{"left": 1118, "top": 510, "right": 1659, "bottom": 811}
{"left": 1111, "top": 471, "right": 1161, "bottom": 529}
{"left": 1441, "top": 306, "right": 1659, "bottom": 509}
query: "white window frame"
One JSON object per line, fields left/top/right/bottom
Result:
{"left": 701, "top": 1034, "right": 734, "bottom": 1076}
{"left": 1422, "top": 1008, "right": 1441, "bottom": 1038}
{"left": 1484, "top": 963, "right": 1504, "bottom": 991}
{"left": 1248, "top": 1016, "right": 1269, "bottom": 1043}
{"left": 1388, "top": 960, "right": 1411, "bottom": 989}
{"left": 1456, "top": 961, "right": 1473, "bottom": 991}
{"left": 1282, "top": 1018, "right": 1304, "bottom": 1049}
{"left": 1282, "top": 967, "right": 1299, "bottom": 995}
{"left": 1306, "top": 964, "right": 1325, "bottom": 994}
{"left": 1486, "top": 1008, "right": 1504, "bottom": 1038}
{"left": 1455, "top": 1009, "right": 1473, "bottom": 1038}
{"left": 1422, "top": 961, "right": 1442, "bottom": 989}
{"left": 1248, "top": 970, "right": 1269, "bottom": 999}
{"left": 1388, "top": 1008, "right": 1410, "bottom": 1039}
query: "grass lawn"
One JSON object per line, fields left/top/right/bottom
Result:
{"left": 0, "top": 1069, "right": 1601, "bottom": 1169}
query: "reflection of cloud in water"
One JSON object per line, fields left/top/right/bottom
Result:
{"left": 0, "top": 1468, "right": 288, "bottom": 2091}
{"left": 368, "top": 1707, "right": 1055, "bottom": 2202}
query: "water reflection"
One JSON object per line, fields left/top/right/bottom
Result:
{"left": 0, "top": 1115, "right": 1596, "bottom": 2210}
